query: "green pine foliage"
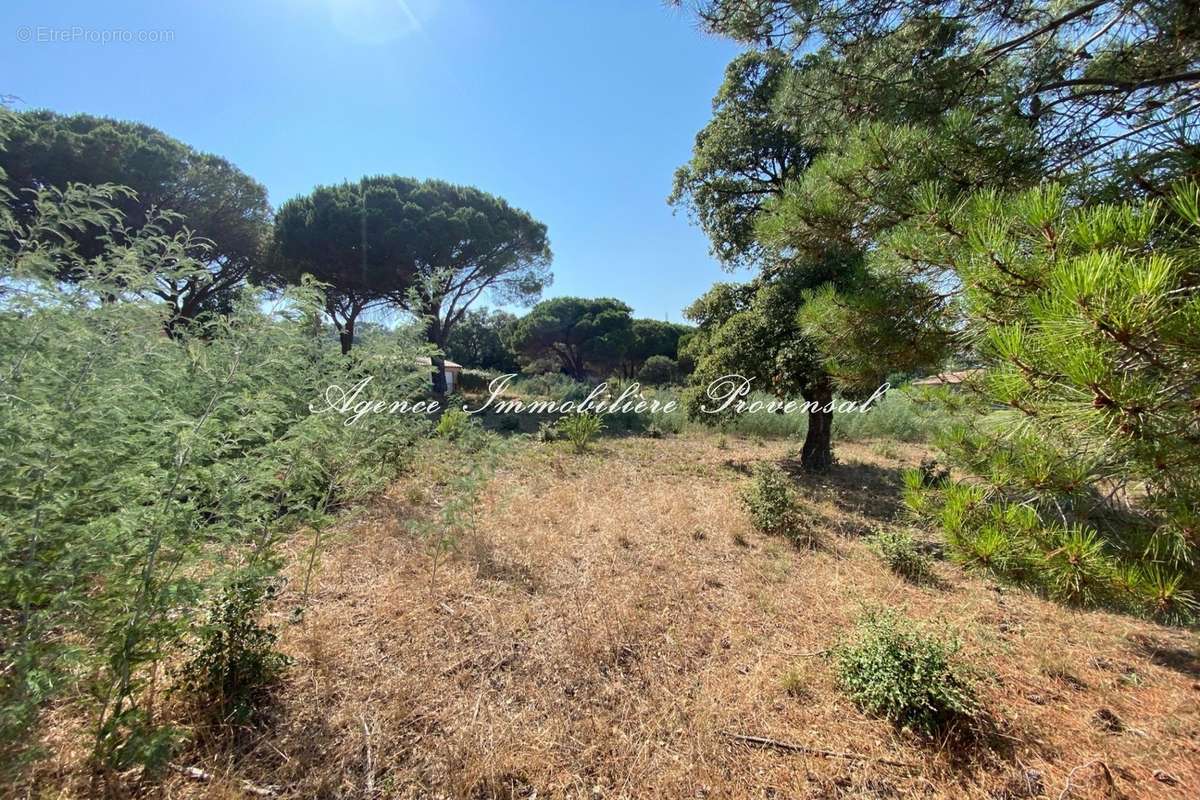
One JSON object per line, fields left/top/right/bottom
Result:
{"left": 0, "top": 180, "right": 432, "bottom": 773}
{"left": 904, "top": 184, "right": 1200, "bottom": 624}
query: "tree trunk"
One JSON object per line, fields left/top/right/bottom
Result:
{"left": 338, "top": 317, "right": 355, "bottom": 355}
{"left": 426, "top": 319, "right": 448, "bottom": 395}
{"left": 800, "top": 385, "right": 833, "bottom": 472}
{"left": 431, "top": 355, "right": 447, "bottom": 395}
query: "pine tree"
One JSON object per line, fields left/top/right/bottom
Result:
{"left": 903, "top": 183, "right": 1200, "bottom": 623}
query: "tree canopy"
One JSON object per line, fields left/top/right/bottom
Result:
{"left": 0, "top": 110, "right": 272, "bottom": 328}
{"left": 262, "top": 178, "right": 420, "bottom": 353}
{"left": 674, "top": 0, "right": 1199, "bottom": 607}
{"left": 261, "top": 176, "right": 551, "bottom": 365}
{"left": 676, "top": 0, "right": 1200, "bottom": 393}
{"left": 684, "top": 0, "right": 1199, "bottom": 184}
{"left": 621, "top": 318, "right": 692, "bottom": 378}
{"left": 390, "top": 177, "right": 551, "bottom": 350}
{"left": 668, "top": 49, "right": 814, "bottom": 269}
{"left": 509, "top": 297, "right": 634, "bottom": 380}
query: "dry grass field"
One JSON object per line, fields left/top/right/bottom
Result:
{"left": 30, "top": 434, "right": 1200, "bottom": 799}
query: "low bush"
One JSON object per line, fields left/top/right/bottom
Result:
{"left": 536, "top": 419, "right": 559, "bottom": 442}
{"left": 435, "top": 407, "right": 475, "bottom": 440}
{"left": 835, "top": 609, "right": 977, "bottom": 736}
{"left": 740, "top": 463, "right": 812, "bottom": 545}
{"left": 558, "top": 413, "right": 604, "bottom": 452}
{"left": 181, "top": 572, "right": 291, "bottom": 724}
{"left": 869, "top": 529, "right": 935, "bottom": 583}
{"left": 457, "top": 368, "right": 499, "bottom": 394}
{"left": 512, "top": 372, "right": 581, "bottom": 400}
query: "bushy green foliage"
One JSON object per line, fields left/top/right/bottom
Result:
{"left": 457, "top": 367, "right": 502, "bottom": 394}
{"left": 510, "top": 371, "right": 581, "bottom": 400}
{"left": 435, "top": 407, "right": 476, "bottom": 440}
{"left": 621, "top": 318, "right": 692, "bottom": 378}
{"left": 739, "top": 463, "right": 812, "bottom": 545}
{"left": 869, "top": 529, "right": 934, "bottom": 583}
{"left": 835, "top": 610, "right": 977, "bottom": 736}
{"left": 0, "top": 180, "right": 431, "bottom": 774}
{"left": 181, "top": 572, "right": 291, "bottom": 724}
{"left": 637, "top": 354, "right": 679, "bottom": 386}
{"left": 557, "top": 413, "right": 604, "bottom": 453}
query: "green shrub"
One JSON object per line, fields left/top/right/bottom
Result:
{"left": 870, "top": 529, "right": 934, "bottom": 583}
{"left": 558, "top": 413, "right": 604, "bottom": 452}
{"left": 457, "top": 368, "right": 499, "bottom": 393}
{"left": 835, "top": 610, "right": 977, "bottom": 736}
{"left": 740, "top": 463, "right": 812, "bottom": 545}
{"left": 536, "top": 419, "right": 559, "bottom": 443}
{"left": 435, "top": 407, "right": 474, "bottom": 440}
{"left": 181, "top": 573, "right": 291, "bottom": 724}
{"left": 637, "top": 355, "right": 679, "bottom": 386}
{"left": 832, "top": 389, "right": 949, "bottom": 442}
{"left": 920, "top": 483, "right": 1198, "bottom": 624}
{"left": 0, "top": 179, "right": 431, "bottom": 773}
{"left": 513, "top": 372, "right": 580, "bottom": 400}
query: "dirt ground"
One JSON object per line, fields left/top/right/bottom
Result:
{"left": 29, "top": 434, "right": 1200, "bottom": 798}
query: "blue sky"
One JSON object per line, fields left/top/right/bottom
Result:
{"left": 2, "top": 0, "right": 747, "bottom": 321}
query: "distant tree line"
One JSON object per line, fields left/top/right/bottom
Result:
{"left": 444, "top": 299, "right": 692, "bottom": 384}
{"left": 0, "top": 112, "right": 544, "bottom": 375}
{"left": 0, "top": 110, "right": 692, "bottom": 388}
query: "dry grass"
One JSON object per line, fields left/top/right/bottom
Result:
{"left": 25, "top": 434, "right": 1200, "bottom": 799}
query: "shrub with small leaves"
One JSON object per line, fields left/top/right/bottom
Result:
{"left": 0, "top": 167, "right": 432, "bottom": 774}
{"left": 536, "top": 419, "right": 559, "bottom": 443}
{"left": 835, "top": 609, "right": 977, "bottom": 736}
{"left": 870, "top": 529, "right": 934, "bottom": 583}
{"left": 181, "top": 573, "right": 291, "bottom": 724}
{"left": 435, "top": 407, "right": 474, "bottom": 440}
{"left": 740, "top": 463, "right": 812, "bottom": 545}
